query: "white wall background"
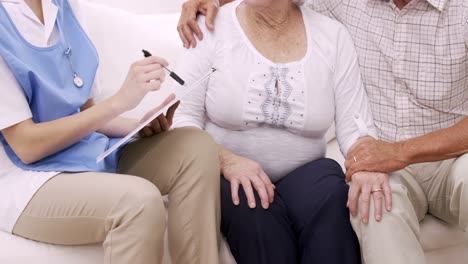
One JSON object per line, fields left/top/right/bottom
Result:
{"left": 73, "top": 0, "right": 187, "bottom": 118}
{"left": 82, "top": 0, "right": 184, "bottom": 14}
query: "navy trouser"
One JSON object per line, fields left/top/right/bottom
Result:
{"left": 221, "top": 158, "right": 361, "bottom": 264}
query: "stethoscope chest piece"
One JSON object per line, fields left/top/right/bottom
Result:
{"left": 65, "top": 48, "right": 84, "bottom": 88}
{"left": 73, "top": 74, "right": 84, "bottom": 88}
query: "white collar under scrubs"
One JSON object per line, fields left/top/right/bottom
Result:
{"left": 0, "top": 0, "right": 100, "bottom": 233}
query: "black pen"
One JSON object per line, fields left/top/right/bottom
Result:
{"left": 142, "top": 49, "right": 185, "bottom": 86}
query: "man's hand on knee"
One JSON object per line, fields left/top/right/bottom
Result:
{"left": 345, "top": 137, "right": 408, "bottom": 181}
{"left": 347, "top": 172, "right": 392, "bottom": 224}
{"left": 177, "top": 0, "right": 228, "bottom": 48}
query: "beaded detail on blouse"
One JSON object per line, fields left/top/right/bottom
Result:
{"left": 261, "top": 67, "right": 292, "bottom": 128}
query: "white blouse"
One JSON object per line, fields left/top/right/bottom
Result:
{"left": 0, "top": 0, "right": 99, "bottom": 233}
{"left": 173, "top": 0, "right": 377, "bottom": 182}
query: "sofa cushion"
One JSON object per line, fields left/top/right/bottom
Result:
{"left": 1, "top": 214, "right": 465, "bottom": 264}
{"left": 0, "top": 231, "right": 102, "bottom": 264}
{"left": 425, "top": 244, "right": 468, "bottom": 264}
{"left": 420, "top": 215, "right": 466, "bottom": 251}
{"left": 0, "top": 224, "right": 236, "bottom": 264}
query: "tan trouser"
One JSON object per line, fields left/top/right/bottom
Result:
{"left": 351, "top": 153, "right": 468, "bottom": 264}
{"left": 12, "top": 127, "right": 221, "bottom": 264}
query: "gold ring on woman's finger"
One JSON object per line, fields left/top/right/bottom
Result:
{"left": 371, "top": 188, "right": 383, "bottom": 193}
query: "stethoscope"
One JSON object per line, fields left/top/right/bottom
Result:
{"left": 55, "top": 10, "right": 84, "bottom": 89}
{"left": 64, "top": 47, "right": 84, "bottom": 88}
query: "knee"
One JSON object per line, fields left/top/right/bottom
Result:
{"left": 222, "top": 202, "right": 269, "bottom": 232}
{"left": 302, "top": 159, "right": 349, "bottom": 206}
{"left": 458, "top": 175, "right": 468, "bottom": 189}
{"left": 221, "top": 178, "right": 275, "bottom": 229}
{"left": 351, "top": 183, "right": 415, "bottom": 227}
{"left": 308, "top": 158, "right": 344, "bottom": 176}
{"left": 312, "top": 158, "right": 343, "bottom": 170}
{"left": 320, "top": 177, "right": 349, "bottom": 213}
{"left": 294, "top": 158, "right": 345, "bottom": 183}
{"left": 117, "top": 177, "right": 166, "bottom": 232}
{"left": 281, "top": 159, "right": 349, "bottom": 216}
{"left": 172, "top": 127, "right": 220, "bottom": 183}
{"left": 222, "top": 177, "right": 256, "bottom": 215}
{"left": 172, "top": 127, "right": 218, "bottom": 159}
{"left": 452, "top": 155, "right": 468, "bottom": 188}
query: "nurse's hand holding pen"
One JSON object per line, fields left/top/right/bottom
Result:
{"left": 111, "top": 55, "right": 180, "bottom": 137}
{"left": 114, "top": 56, "right": 168, "bottom": 111}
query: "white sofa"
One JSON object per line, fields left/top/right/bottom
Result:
{"left": 0, "top": 1, "right": 466, "bottom": 264}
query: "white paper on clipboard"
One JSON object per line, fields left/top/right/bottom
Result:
{"left": 96, "top": 68, "right": 216, "bottom": 163}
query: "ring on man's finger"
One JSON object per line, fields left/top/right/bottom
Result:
{"left": 371, "top": 188, "right": 383, "bottom": 193}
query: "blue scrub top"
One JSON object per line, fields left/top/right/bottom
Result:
{"left": 0, "top": 0, "right": 123, "bottom": 173}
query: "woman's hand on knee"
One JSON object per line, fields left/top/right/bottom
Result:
{"left": 221, "top": 153, "right": 275, "bottom": 209}
{"left": 347, "top": 172, "right": 392, "bottom": 224}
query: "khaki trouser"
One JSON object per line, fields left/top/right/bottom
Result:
{"left": 351, "top": 153, "right": 468, "bottom": 264}
{"left": 12, "top": 127, "right": 221, "bottom": 264}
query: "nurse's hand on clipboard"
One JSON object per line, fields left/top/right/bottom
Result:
{"left": 138, "top": 97, "right": 180, "bottom": 137}
{"left": 97, "top": 66, "right": 216, "bottom": 163}
{"left": 112, "top": 55, "right": 179, "bottom": 137}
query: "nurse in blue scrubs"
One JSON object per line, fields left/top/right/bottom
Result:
{"left": 0, "top": 1, "right": 220, "bottom": 264}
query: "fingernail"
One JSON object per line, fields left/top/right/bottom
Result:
{"left": 249, "top": 202, "right": 256, "bottom": 208}
{"left": 234, "top": 200, "right": 239, "bottom": 206}
{"left": 346, "top": 201, "right": 349, "bottom": 207}
{"left": 376, "top": 215, "right": 381, "bottom": 221}
{"left": 263, "top": 203, "right": 269, "bottom": 209}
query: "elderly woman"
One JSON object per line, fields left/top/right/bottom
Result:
{"left": 173, "top": 0, "right": 377, "bottom": 263}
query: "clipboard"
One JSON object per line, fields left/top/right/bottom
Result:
{"left": 96, "top": 68, "right": 217, "bottom": 163}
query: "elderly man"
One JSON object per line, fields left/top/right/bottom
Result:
{"left": 177, "top": 0, "right": 468, "bottom": 263}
